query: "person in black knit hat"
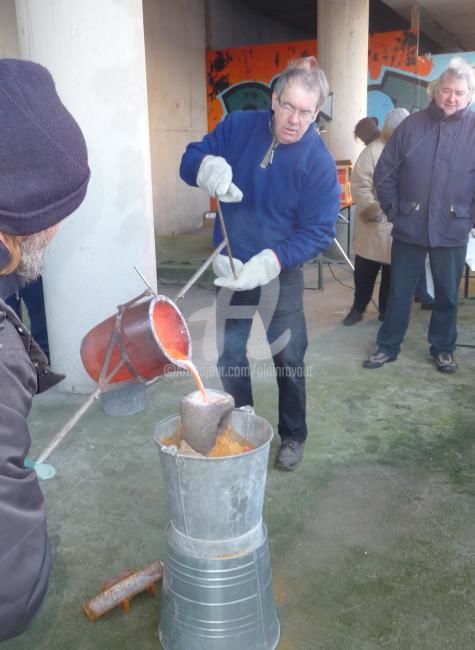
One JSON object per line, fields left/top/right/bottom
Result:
{"left": 0, "top": 59, "right": 90, "bottom": 642}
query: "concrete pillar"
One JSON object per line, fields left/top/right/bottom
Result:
{"left": 143, "top": 0, "right": 208, "bottom": 235}
{"left": 317, "top": 0, "right": 369, "bottom": 163}
{"left": 0, "top": 0, "right": 20, "bottom": 57}
{"left": 15, "top": 0, "right": 156, "bottom": 392}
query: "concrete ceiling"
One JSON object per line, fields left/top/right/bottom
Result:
{"left": 384, "top": 0, "right": 475, "bottom": 52}
{"left": 241, "top": 0, "right": 475, "bottom": 53}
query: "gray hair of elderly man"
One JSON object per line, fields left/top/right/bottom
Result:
{"left": 273, "top": 56, "right": 330, "bottom": 111}
{"left": 427, "top": 56, "right": 475, "bottom": 102}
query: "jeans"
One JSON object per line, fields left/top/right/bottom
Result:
{"left": 353, "top": 255, "right": 391, "bottom": 316}
{"left": 5, "top": 276, "right": 49, "bottom": 360}
{"left": 414, "top": 255, "right": 434, "bottom": 304}
{"left": 216, "top": 266, "right": 308, "bottom": 442}
{"left": 377, "top": 240, "right": 467, "bottom": 356}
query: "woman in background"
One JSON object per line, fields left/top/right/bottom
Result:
{"left": 343, "top": 108, "right": 409, "bottom": 326}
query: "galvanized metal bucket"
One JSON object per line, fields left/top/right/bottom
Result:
{"left": 154, "top": 410, "right": 273, "bottom": 541}
{"left": 159, "top": 523, "right": 280, "bottom": 650}
{"left": 153, "top": 410, "right": 280, "bottom": 650}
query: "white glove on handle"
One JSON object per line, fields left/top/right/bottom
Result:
{"left": 212, "top": 254, "right": 244, "bottom": 278}
{"left": 214, "top": 249, "right": 281, "bottom": 291}
{"left": 197, "top": 155, "right": 243, "bottom": 203}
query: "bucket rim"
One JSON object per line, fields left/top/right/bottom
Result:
{"left": 153, "top": 411, "right": 273, "bottom": 460}
{"left": 147, "top": 294, "right": 192, "bottom": 363}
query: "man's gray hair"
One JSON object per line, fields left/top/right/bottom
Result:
{"left": 273, "top": 56, "right": 329, "bottom": 111}
{"left": 428, "top": 56, "right": 475, "bottom": 101}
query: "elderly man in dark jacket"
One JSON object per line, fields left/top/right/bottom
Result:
{"left": 364, "top": 57, "right": 475, "bottom": 373}
{"left": 0, "top": 59, "right": 89, "bottom": 642}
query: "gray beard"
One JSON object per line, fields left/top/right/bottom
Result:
{"left": 17, "top": 231, "right": 51, "bottom": 281}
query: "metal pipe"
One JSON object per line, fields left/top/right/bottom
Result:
{"left": 36, "top": 387, "right": 101, "bottom": 463}
{"left": 83, "top": 561, "right": 163, "bottom": 621}
{"left": 174, "top": 240, "right": 226, "bottom": 300}
{"left": 216, "top": 200, "right": 238, "bottom": 279}
{"left": 34, "top": 236, "right": 231, "bottom": 469}
{"left": 333, "top": 237, "right": 355, "bottom": 271}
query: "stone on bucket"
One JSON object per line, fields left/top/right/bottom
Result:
{"left": 181, "top": 389, "right": 234, "bottom": 455}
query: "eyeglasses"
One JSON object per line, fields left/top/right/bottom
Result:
{"left": 277, "top": 98, "right": 316, "bottom": 123}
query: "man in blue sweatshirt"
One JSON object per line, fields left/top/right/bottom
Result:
{"left": 180, "top": 57, "right": 340, "bottom": 470}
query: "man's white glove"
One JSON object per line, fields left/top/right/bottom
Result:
{"left": 214, "top": 249, "right": 281, "bottom": 291}
{"left": 197, "top": 155, "right": 243, "bottom": 203}
{"left": 212, "top": 253, "right": 244, "bottom": 278}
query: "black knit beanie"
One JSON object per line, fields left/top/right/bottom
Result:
{"left": 354, "top": 116, "right": 381, "bottom": 146}
{"left": 0, "top": 59, "right": 90, "bottom": 235}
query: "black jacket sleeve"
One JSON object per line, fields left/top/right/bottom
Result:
{"left": 0, "top": 306, "right": 52, "bottom": 642}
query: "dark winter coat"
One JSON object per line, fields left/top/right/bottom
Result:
{"left": 374, "top": 101, "right": 475, "bottom": 248}
{"left": 0, "top": 297, "right": 53, "bottom": 642}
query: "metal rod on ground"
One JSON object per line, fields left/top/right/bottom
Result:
{"left": 175, "top": 240, "right": 226, "bottom": 300}
{"left": 216, "top": 199, "right": 238, "bottom": 279}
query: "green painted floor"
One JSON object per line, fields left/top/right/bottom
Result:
{"left": 5, "top": 257, "right": 475, "bottom": 650}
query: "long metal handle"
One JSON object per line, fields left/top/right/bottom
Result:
{"left": 174, "top": 240, "right": 226, "bottom": 300}
{"left": 35, "top": 236, "right": 230, "bottom": 464}
{"left": 216, "top": 199, "right": 238, "bottom": 279}
{"left": 36, "top": 388, "right": 101, "bottom": 463}
{"left": 36, "top": 334, "right": 126, "bottom": 463}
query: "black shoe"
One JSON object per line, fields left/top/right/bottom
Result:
{"left": 421, "top": 303, "right": 434, "bottom": 311}
{"left": 342, "top": 307, "right": 363, "bottom": 326}
{"left": 433, "top": 352, "right": 457, "bottom": 374}
{"left": 276, "top": 440, "right": 305, "bottom": 471}
{"left": 363, "top": 348, "right": 397, "bottom": 369}
{"left": 378, "top": 313, "right": 385, "bottom": 322}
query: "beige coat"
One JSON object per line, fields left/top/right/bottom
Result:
{"left": 351, "top": 136, "right": 392, "bottom": 265}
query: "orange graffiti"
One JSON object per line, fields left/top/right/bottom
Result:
{"left": 368, "top": 30, "right": 433, "bottom": 80}
{"left": 207, "top": 31, "right": 433, "bottom": 131}
{"left": 207, "top": 40, "right": 316, "bottom": 131}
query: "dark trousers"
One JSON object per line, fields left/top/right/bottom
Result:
{"left": 216, "top": 266, "right": 308, "bottom": 442}
{"left": 5, "top": 276, "right": 49, "bottom": 360}
{"left": 415, "top": 257, "right": 434, "bottom": 304}
{"left": 353, "top": 254, "right": 391, "bottom": 316}
{"left": 377, "top": 240, "right": 467, "bottom": 356}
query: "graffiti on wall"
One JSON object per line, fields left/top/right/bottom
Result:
{"left": 207, "top": 40, "right": 316, "bottom": 131}
{"left": 207, "top": 31, "right": 475, "bottom": 131}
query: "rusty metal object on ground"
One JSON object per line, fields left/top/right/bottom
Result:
{"left": 82, "top": 560, "right": 163, "bottom": 621}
